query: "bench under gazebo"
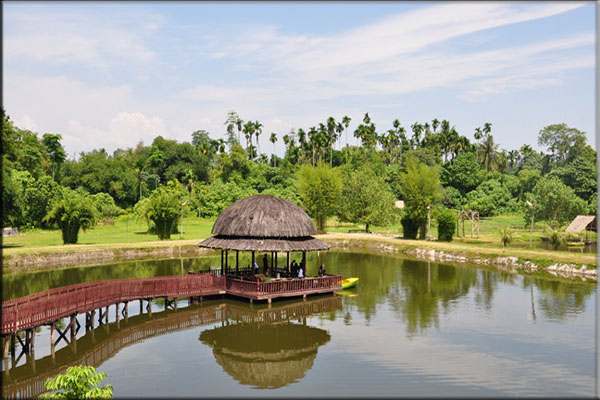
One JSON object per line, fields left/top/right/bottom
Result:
{"left": 198, "top": 194, "right": 342, "bottom": 302}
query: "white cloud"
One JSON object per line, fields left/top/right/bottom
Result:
{"left": 4, "top": 9, "right": 160, "bottom": 68}
{"left": 13, "top": 114, "right": 39, "bottom": 132}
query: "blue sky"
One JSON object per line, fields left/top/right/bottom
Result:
{"left": 3, "top": 1, "right": 595, "bottom": 158}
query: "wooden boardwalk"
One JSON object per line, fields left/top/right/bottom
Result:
{"left": 1, "top": 272, "right": 342, "bottom": 359}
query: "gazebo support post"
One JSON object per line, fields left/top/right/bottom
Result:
{"left": 251, "top": 251, "right": 255, "bottom": 270}
{"left": 236, "top": 251, "right": 239, "bottom": 274}
{"left": 275, "top": 252, "right": 278, "bottom": 275}
{"left": 220, "top": 249, "right": 224, "bottom": 275}
{"left": 287, "top": 252, "right": 290, "bottom": 275}
{"left": 302, "top": 251, "right": 306, "bottom": 275}
{"left": 271, "top": 252, "right": 274, "bottom": 275}
{"left": 225, "top": 249, "right": 229, "bottom": 275}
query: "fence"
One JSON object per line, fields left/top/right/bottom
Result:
{"left": 1, "top": 274, "right": 225, "bottom": 334}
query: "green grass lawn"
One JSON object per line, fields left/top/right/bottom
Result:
{"left": 3, "top": 213, "right": 595, "bottom": 267}
{"left": 2, "top": 215, "right": 216, "bottom": 250}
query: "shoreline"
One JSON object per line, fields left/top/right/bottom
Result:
{"left": 2, "top": 233, "right": 596, "bottom": 281}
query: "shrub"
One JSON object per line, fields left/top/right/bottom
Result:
{"left": 43, "top": 189, "right": 98, "bottom": 244}
{"left": 437, "top": 209, "right": 456, "bottom": 242}
{"left": 401, "top": 214, "right": 419, "bottom": 239}
{"left": 39, "top": 365, "right": 113, "bottom": 399}
{"left": 545, "top": 225, "right": 565, "bottom": 250}
{"left": 499, "top": 228, "right": 513, "bottom": 247}
{"left": 147, "top": 187, "right": 182, "bottom": 240}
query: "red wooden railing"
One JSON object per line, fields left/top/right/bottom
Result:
{"left": 1, "top": 274, "right": 225, "bottom": 334}
{"left": 226, "top": 274, "right": 342, "bottom": 298}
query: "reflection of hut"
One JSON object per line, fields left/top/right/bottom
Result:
{"left": 199, "top": 323, "right": 330, "bottom": 389}
{"left": 565, "top": 215, "right": 597, "bottom": 242}
{"left": 199, "top": 195, "right": 329, "bottom": 275}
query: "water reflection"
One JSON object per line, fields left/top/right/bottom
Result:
{"left": 200, "top": 322, "right": 330, "bottom": 389}
{"left": 2, "top": 295, "right": 341, "bottom": 399}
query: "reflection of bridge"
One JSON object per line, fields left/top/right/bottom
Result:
{"left": 2, "top": 295, "right": 342, "bottom": 399}
{"left": 2, "top": 273, "right": 341, "bottom": 360}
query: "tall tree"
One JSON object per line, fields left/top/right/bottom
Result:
{"left": 399, "top": 154, "right": 442, "bottom": 239}
{"left": 223, "top": 111, "right": 241, "bottom": 151}
{"left": 41, "top": 133, "right": 66, "bottom": 181}
{"left": 538, "top": 123, "right": 588, "bottom": 165}
{"left": 297, "top": 162, "right": 342, "bottom": 232}
{"left": 269, "top": 132, "right": 278, "bottom": 167}
{"left": 338, "top": 166, "right": 398, "bottom": 232}
{"left": 254, "top": 120, "right": 263, "bottom": 156}
{"left": 476, "top": 133, "right": 499, "bottom": 172}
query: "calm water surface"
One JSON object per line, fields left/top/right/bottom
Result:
{"left": 2, "top": 251, "right": 597, "bottom": 398}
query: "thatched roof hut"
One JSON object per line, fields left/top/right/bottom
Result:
{"left": 565, "top": 215, "right": 597, "bottom": 233}
{"left": 199, "top": 195, "right": 329, "bottom": 252}
{"left": 198, "top": 195, "right": 329, "bottom": 275}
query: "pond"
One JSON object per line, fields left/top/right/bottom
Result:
{"left": 2, "top": 251, "right": 596, "bottom": 398}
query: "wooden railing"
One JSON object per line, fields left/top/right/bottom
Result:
{"left": 1, "top": 274, "right": 225, "bottom": 334}
{"left": 226, "top": 274, "right": 342, "bottom": 298}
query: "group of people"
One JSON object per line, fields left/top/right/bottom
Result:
{"left": 248, "top": 254, "right": 327, "bottom": 279}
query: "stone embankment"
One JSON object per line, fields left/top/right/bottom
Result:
{"left": 325, "top": 237, "right": 597, "bottom": 281}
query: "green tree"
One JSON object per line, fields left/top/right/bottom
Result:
{"left": 297, "top": 162, "right": 342, "bottom": 232}
{"left": 476, "top": 133, "right": 499, "bottom": 172}
{"left": 441, "top": 152, "right": 483, "bottom": 195}
{"left": 527, "top": 176, "right": 588, "bottom": 227}
{"left": 42, "top": 133, "right": 67, "bottom": 181}
{"left": 269, "top": 132, "right": 278, "bottom": 166}
{"left": 499, "top": 228, "right": 513, "bottom": 247}
{"left": 399, "top": 155, "right": 442, "bottom": 239}
{"left": 538, "top": 123, "right": 587, "bottom": 165}
{"left": 43, "top": 189, "right": 98, "bottom": 244}
{"left": 466, "top": 179, "right": 511, "bottom": 217}
{"left": 436, "top": 208, "right": 456, "bottom": 242}
{"left": 39, "top": 365, "right": 113, "bottom": 399}
{"left": 338, "top": 166, "right": 398, "bottom": 232}
{"left": 146, "top": 186, "right": 182, "bottom": 240}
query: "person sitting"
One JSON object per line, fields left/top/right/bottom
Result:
{"left": 318, "top": 264, "right": 326, "bottom": 277}
{"left": 291, "top": 260, "right": 298, "bottom": 277}
{"left": 262, "top": 254, "right": 269, "bottom": 274}
{"left": 298, "top": 267, "right": 304, "bottom": 279}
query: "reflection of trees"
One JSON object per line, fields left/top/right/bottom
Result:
{"left": 473, "top": 269, "right": 517, "bottom": 311}
{"left": 522, "top": 276, "right": 595, "bottom": 321}
{"left": 311, "top": 251, "right": 403, "bottom": 324}
{"left": 387, "top": 260, "right": 478, "bottom": 338}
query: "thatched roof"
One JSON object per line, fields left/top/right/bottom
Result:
{"left": 211, "top": 195, "right": 317, "bottom": 237}
{"left": 199, "top": 194, "right": 329, "bottom": 251}
{"left": 199, "top": 235, "right": 329, "bottom": 251}
{"left": 565, "top": 215, "right": 597, "bottom": 233}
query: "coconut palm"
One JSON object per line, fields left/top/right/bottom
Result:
{"left": 342, "top": 115, "right": 351, "bottom": 148}
{"left": 269, "top": 132, "right": 278, "bottom": 166}
{"left": 254, "top": 120, "right": 263, "bottom": 156}
{"left": 477, "top": 134, "right": 500, "bottom": 172}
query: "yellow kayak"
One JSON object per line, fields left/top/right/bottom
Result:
{"left": 341, "top": 277, "right": 359, "bottom": 289}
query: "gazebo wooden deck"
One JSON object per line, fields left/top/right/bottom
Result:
{"left": 198, "top": 194, "right": 342, "bottom": 303}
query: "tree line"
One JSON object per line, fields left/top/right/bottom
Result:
{"left": 2, "top": 108, "right": 596, "bottom": 243}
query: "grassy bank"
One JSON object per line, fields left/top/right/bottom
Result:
{"left": 2, "top": 214, "right": 595, "bottom": 270}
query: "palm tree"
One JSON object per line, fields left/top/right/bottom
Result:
{"left": 243, "top": 121, "right": 255, "bottom": 159}
{"left": 254, "top": 120, "right": 263, "bottom": 156}
{"left": 477, "top": 134, "right": 500, "bottom": 171}
{"left": 269, "top": 132, "right": 278, "bottom": 166}
{"left": 308, "top": 126, "right": 317, "bottom": 166}
{"left": 342, "top": 115, "right": 351, "bottom": 146}
{"left": 410, "top": 122, "right": 423, "bottom": 149}
{"left": 236, "top": 118, "right": 243, "bottom": 144}
{"left": 326, "top": 117, "right": 337, "bottom": 167}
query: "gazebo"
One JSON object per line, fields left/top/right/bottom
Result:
{"left": 198, "top": 194, "right": 330, "bottom": 277}
{"left": 565, "top": 215, "right": 597, "bottom": 242}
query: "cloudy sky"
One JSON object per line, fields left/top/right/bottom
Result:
{"left": 3, "top": 1, "right": 595, "bottom": 159}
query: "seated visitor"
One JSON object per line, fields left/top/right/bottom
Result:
{"left": 298, "top": 267, "right": 304, "bottom": 279}
{"left": 318, "top": 264, "right": 326, "bottom": 277}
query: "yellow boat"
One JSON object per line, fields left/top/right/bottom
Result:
{"left": 341, "top": 277, "right": 359, "bottom": 289}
